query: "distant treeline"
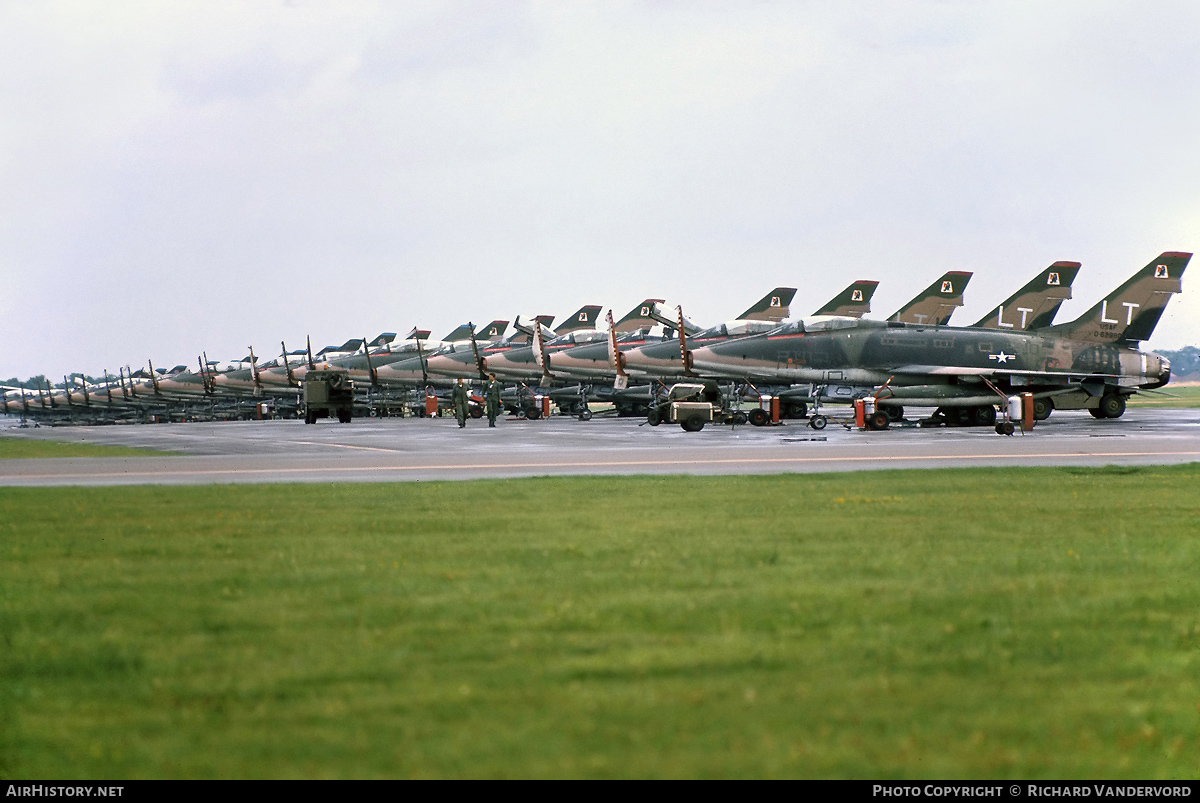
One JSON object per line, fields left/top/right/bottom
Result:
{"left": 1160, "top": 347, "right": 1200, "bottom": 379}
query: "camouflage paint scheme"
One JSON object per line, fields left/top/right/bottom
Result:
{"left": 688, "top": 253, "right": 1189, "bottom": 410}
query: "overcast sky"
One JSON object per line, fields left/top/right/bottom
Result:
{"left": 2, "top": 1, "right": 1198, "bottom": 379}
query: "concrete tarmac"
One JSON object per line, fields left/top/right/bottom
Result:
{"left": 2, "top": 409, "right": 1199, "bottom": 486}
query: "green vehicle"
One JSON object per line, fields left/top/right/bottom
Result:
{"left": 303, "top": 370, "right": 354, "bottom": 424}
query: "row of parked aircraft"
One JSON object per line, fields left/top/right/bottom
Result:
{"left": 2, "top": 251, "right": 1189, "bottom": 427}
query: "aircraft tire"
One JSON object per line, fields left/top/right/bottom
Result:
{"left": 884, "top": 405, "right": 904, "bottom": 422}
{"left": 646, "top": 409, "right": 661, "bottom": 426}
{"left": 681, "top": 416, "right": 705, "bottom": 432}
{"left": 730, "top": 411, "right": 748, "bottom": 425}
{"left": 973, "top": 405, "right": 997, "bottom": 426}
{"left": 809, "top": 415, "right": 827, "bottom": 431}
{"left": 786, "top": 402, "right": 808, "bottom": 419}
{"left": 1032, "top": 397, "right": 1054, "bottom": 420}
{"left": 748, "top": 408, "right": 769, "bottom": 427}
{"left": 1099, "top": 393, "right": 1126, "bottom": 419}
{"left": 579, "top": 409, "right": 592, "bottom": 421}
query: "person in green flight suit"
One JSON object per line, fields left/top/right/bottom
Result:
{"left": 452, "top": 378, "right": 469, "bottom": 428}
{"left": 484, "top": 374, "right": 502, "bottom": 427}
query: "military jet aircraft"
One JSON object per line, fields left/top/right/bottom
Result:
{"left": 617, "top": 287, "right": 799, "bottom": 380}
{"left": 687, "top": 252, "right": 1188, "bottom": 424}
{"left": 460, "top": 304, "right": 604, "bottom": 383}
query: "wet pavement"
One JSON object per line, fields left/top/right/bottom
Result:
{"left": 2, "top": 409, "right": 1198, "bottom": 486}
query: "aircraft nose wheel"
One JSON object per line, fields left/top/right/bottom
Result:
{"left": 809, "top": 415, "right": 827, "bottom": 430}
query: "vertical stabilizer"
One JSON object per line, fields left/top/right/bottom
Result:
{"left": 738, "top": 288, "right": 797, "bottom": 322}
{"left": 1049, "top": 252, "right": 1189, "bottom": 344}
{"left": 441, "top": 323, "right": 475, "bottom": 342}
{"left": 554, "top": 305, "right": 603, "bottom": 334}
{"left": 813, "top": 280, "right": 878, "bottom": 318}
{"left": 973, "top": 261, "right": 1080, "bottom": 331}
{"left": 890, "top": 271, "right": 972, "bottom": 325}
{"left": 476, "top": 320, "right": 509, "bottom": 341}
{"left": 614, "top": 299, "right": 666, "bottom": 333}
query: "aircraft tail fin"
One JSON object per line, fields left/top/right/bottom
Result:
{"left": 973, "top": 261, "right": 1080, "bottom": 331}
{"left": 476, "top": 320, "right": 509, "bottom": 341}
{"left": 369, "top": 333, "right": 397, "bottom": 348}
{"left": 614, "top": 299, "right": 665, "bottom": 333}
{"left": 813, "top": 280, "right": 878, "bottom": 318}
{"left": 441, "top": 323, "right": 475, "bottom": 342}
{"left": 738, "top": 287, "right": 797, "bottom": 321}
{"left": 1047, "top": 252, "right": 1190, "bottom": 344}
{"left": 890, "top": 271, "right": 972, "bottom": 325}
{"left": 554, "top": 305, "right": 603, "bottom": 334}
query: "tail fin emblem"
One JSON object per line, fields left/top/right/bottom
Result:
{"left": 940, "top": 281, "right": 954, "bottom": 293}
{"left": 1155, "top": 264, "right": 1169, "bottom": 278}
{"left": 579, "top": 312, "right": 588, "bottom": 321}
{"left": 489, "top": 328, "right": 497, "bottom": 336}
{"left": 1047, "top": 273, "right": 1060, "bottom": 286}
{"left": 851, "top": 290, "right": 863, "bottom": 301}
{"left": 641, "top": 306, "right": 650, "bottom": 317}
{"left": 770, "top": 296, "right": 781, "bottom": 307}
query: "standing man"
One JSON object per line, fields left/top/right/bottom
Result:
{"left": 452, "top": 378, "right": 469, "bottom": 428}
{"left": 484, "top": 374, "right": 502, "bottom": 427}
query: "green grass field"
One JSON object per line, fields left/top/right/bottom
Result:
{"left": 0, "top": 436, "right": 168, "bottom": 459}
{"left": 2, "top": 467, "right": 1199, "bottom": 779}
{"left": 1128, "top": 384, "right": 1200, "bottom": 408}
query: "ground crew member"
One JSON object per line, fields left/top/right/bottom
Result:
{"left": 485, "top": 374, "right": 502, "bottom": 427}
{"left": 452, "top": 378, "right": 469, "bottom": 428}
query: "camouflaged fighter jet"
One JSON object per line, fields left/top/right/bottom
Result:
{"left": 688, "top": 252, "right": 1188, "bottom": 424}
{"left": 617, "top": 287, "right": 800, "bottom": 379}
{"left": 333, "top": 324, "right": 508, "bottom": 389}
{"left": 368, "top": 322, "right": 500, "bottom": 388}
{"left": 618, "top": 283, "right": 886, "bottom": 380}
{"left": 464, "top": 304, "right": 604, "bottom": 382}
{"left": 418, "top": 318, "right": 562, "bottom": 382}
{"left": 531, "top": 299, "right": 676, "bottom": 380}
{"left": 372, "top": 314, "right": 554, "bottom": 386}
